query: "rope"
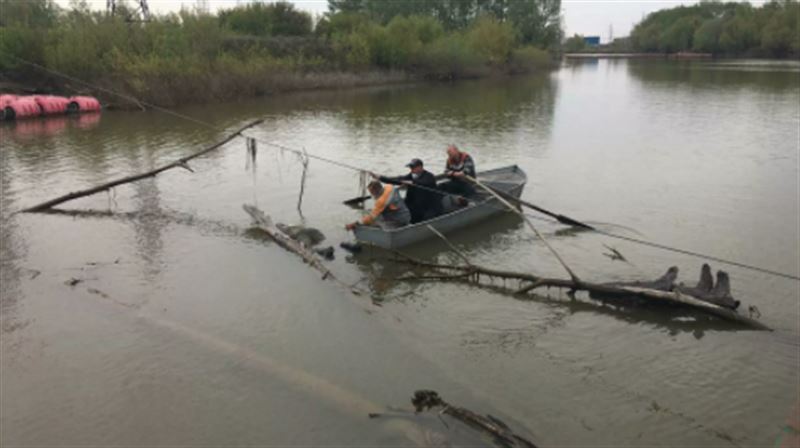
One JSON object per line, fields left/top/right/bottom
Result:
{"left": 5, "top": 55, "right": 217, "bottom": 130}
{"left": 595, "top": 231, "right": 800, "bottom": 281}
{"left": 9, "top": 52, "right": 798, "bottom": 283}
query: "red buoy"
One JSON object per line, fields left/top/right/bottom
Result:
{"left": 0, "top": 94, "right": 17, "bottom": 107}
{"left": 1, "top": 94, "right": 18, "bottom": 120}
{"left": 4, "top": 97, "right": 42, "bottom": 120}
{"left": 68, "top": 96, "right": 101, "bottom": 113}
{"left": 32, "top": 95, "right": 71, "bottom": 115}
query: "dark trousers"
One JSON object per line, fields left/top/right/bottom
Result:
{"left": 408, "top": 204, "right": 442, "bottom": 224}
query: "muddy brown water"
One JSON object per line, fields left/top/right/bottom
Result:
{"left": 1, "top": 59, "right": 798, "bottom": 447}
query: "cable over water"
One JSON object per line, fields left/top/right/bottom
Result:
{"left": 7, "top": 53, "right": 798, "bottom": 283}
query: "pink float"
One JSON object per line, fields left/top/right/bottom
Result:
{"left": 3, "top": 97, "right": 42, "bottom": 120}
{"left": 33, "top": 95, "right": 71, "bottom": 115}
{"left": 1, "top": 93, "right": 101, "bottom": 120}
{"left": 68, "top": 96, "right": 102, "bottom": 113}
{"left": 0, "top": 94, "right": 17, "bottom": 108}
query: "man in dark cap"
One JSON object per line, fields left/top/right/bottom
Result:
{"left": 371, "top": 158, "right": 442, "bottom": 224}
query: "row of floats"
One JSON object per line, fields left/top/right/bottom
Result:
{"left": 1, "top": 94, "right": 102, "bottom": 121}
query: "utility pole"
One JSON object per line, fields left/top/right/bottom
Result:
{"left": 608, "top": 23, "right": 614, "bottom": 44}
{"left": 106, "top": 0, "right": 151, "bottom": 21}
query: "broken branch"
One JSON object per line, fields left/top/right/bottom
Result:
{"left": 19, "top": 119, "right": 264, "bottom": 213}
{"left": 391, "top": 251, "right": 771, "bottom": 330}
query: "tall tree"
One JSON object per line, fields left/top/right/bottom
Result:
{"left": 327, "top": 0, "right": 366, "bottom": 14}
{"left": 507, "top": 0, "right": 562, "bottom": 47}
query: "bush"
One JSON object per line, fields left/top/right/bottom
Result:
{"left": 378, "top": 16, "right": 422, "bottom": 68}
{"left": 315, "top": 12, "right": 372, "bottom": 39}
{"left": 466, "top": 15, "right": 516, "bottom": 65}
{"left": 0, "top": 0, "right": 58, "bottom": 27}
{"left": 509, "top": 46, "right": 550, "bottom": 73}
{"left": 219, "top": 1, "right": 311, "bottom": 37}
{"left": 692, "top": 18, "right": 722, "bottom": 53}
{"left": 660, "top": 16, "right": 698, "bottom": 52}
{"left": 0, "top": 1, "right": 557, "bottom": 107}
{"left": 419, "top": 34, "right": 487, "bottom": 79}
{"left": 0, "top": 26, "right": 46, "bottom": 73}
{"left": 332, "top": 29, "right": 373, "bottom": 69}
{"left": 563, "top": 34, "right": 586, "bottom": 52}
{"left": 630, "top": 1, "right": 798, "bottom": 57}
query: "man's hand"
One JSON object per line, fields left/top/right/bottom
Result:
{"left": 401, "top": 180, "right": 412, "bottom": 186}
{"left": 345, "top": 222, "right": 358, "bottom": 231}
{"left": 451, "top": 171, "right": 464, "bottom": 178}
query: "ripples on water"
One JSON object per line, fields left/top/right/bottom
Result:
{"left": 1, "top": 59, "right": 798, "bottom": 447}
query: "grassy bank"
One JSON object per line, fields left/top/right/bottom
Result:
{"left": 0, "top": 0, "right": 558, "bottom": 108}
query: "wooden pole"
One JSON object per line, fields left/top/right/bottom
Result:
{"left": 465, "top": 175, "right": 581, "bottom": 283}
{"left": 19, "top": 119, "right": 264, "bottom": 213}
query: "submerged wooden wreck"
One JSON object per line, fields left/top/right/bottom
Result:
{"left": 14, "top": 115, "right": 775, "bottom": 330}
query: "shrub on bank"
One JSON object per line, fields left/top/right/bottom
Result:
{"left": 630, "top": 1, "right": 799, "bottom": 57}
{"left": 508, "top": 46, "right": 551, "bottom": 74}
{"left": 0, "top": 0, "right": 557, "bottom": 107}
{"left": 466, "top": 16, "right": 516, "bottom": 66}
{"left": 218, "top": 1, "right": 312, "bottom": 37}
{"left": 418, "top": 34, "right": 489, "bottom": 79}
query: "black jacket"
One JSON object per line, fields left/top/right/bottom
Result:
{"left": 379, "top": 170, "right": 442, "bottom": 214}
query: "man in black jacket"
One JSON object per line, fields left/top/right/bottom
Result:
{"left": 372, "top": 158, "right": 443, "bottom": 224}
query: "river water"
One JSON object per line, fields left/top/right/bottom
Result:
{"left": 1, "top": 59, "right": 798, "bottom": 447}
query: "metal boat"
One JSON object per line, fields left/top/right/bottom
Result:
{"left": 353, "top": 165, "right": 527, "bottom": 249}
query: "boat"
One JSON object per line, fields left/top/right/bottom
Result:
{"left": 353, "top": 165, "right": 527, "bottom": 249}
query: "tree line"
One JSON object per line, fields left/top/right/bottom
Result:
{"left": 629, "top": 1, "right": 799, "bottom": 57}
{"left": 0, "top": 0, "right": 559, "bottom": 106}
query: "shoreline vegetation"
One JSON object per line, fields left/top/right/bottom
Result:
{"left": 564, "top": 1, "right": 799, "bottom": 59}
{"left": 1, "top": 1, "right": 795, "bottom": 110}
{"left": 0, "top": 0, "right": 560, "bottom": 109}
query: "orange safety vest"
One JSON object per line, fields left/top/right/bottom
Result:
{"left": 362, "top": 184, "right": 402, "bottom": 225}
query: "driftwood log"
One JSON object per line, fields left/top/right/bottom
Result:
{"left": 243, "top": 204, "right": 335, "bottom": 281}
{"left": 19, "top": 119, "right": 264, "bottom": 213}
{"left": 369, "top": 390, "right": 539, "bottom": 448}
{"left": 412, "top": 390, "right": 538, "bottom": 448}
{"left": 391, "top": 251, "right": 770, "bottom": 331}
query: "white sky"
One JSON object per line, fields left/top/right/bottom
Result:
{"left": 57, "top": 0, "right": 721, "bottom": 40}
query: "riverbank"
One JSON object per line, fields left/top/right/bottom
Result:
{"left": 1, "top": 65, "right": 557, "bottom": 110}
{"left": 564, "top": 52, "right": 712, "bottom": 59}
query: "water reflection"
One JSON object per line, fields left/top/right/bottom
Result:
{"left": 0, "top": 148, "right": 26, "bottom": 335}
{"left": 627, "top": 59, "right": 800, "bottom": 90}
{"left": 1, "top": 61, "right": 797, "bottom": 447}
{"left": 0, "top": 113, "right": 101, "bottom": 142}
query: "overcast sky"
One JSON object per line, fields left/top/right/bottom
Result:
{"left": 60, "top": 0, "right": 719, "bottom": 40}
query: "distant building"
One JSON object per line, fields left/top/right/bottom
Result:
{"left": 583, "top": 36, "right": 601, "bottom": 47}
